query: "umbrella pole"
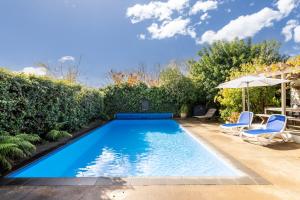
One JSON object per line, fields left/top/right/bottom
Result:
{"left": 247, "top": 83, "right": 250, "bottom": 111}
{"left": 242, "top": 88, "right": 246, "bottom": 111}
{"left": 247, "top": 83, "right": 250, "bottom": 129}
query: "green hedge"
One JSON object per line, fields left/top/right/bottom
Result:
{"left": 103, "top": 83, "right": 196, "bottom": 117}
{"left": 0, "top": 68, "right": 104, "bottom": 136}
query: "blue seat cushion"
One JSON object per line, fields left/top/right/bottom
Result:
{"left": 244, "top": 129, "right": 278, "bottom": 135}
{"left": 221, "top": 123, "right": 248, "bottom": 128}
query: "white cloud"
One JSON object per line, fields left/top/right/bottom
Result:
{"left": 139, "top": 34, "right": 146, "bottom": 40}
{"left": 276, "top": 0, "right": 299, "bottom": 16}
{"left": 147, "top": 17, "right": 196, "bottom": 39}
{"left": 199, "top": 8, "right": 280, "bottom": 44}
{"left": 294, "top": 26, "right": 300, "bottom": 42}
{"left": 190, "top": 0, "right": 218, "bottom": 15}
{"left": 126, "top": 0, "right": 189, "bottom": 24}
{"left": 198, "top": 0, "right": 299, "bottom": 44}
{"left": 282, "top": 20, "right": 298, "bottom": 41}
{"left": 200, "top": 13, "right": 210, "bottom": 21}
{"left": 127, "top": 0, "right": 300, "bottom": 44}
{"left": 20, "top": 67, "right": 47, "bottom": 76}
{"left": 58, "top": 56, "right": 75, "bottom": 63}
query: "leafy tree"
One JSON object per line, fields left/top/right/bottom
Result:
{"left": 189, "top": 39, "right": 284, "bottom": 104}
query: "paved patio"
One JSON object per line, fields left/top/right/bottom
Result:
{"left": 1, "top": 119, "right": 300, "bottom": 200}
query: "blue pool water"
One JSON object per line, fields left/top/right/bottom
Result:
{"left": 8, "top": 120, "right": 241, "bottom": 177}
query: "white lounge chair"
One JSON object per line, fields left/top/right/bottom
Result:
{"left": 193, "top": 108, "right": 217, "bottom": 120}
{"left": 220, "top": 111, "right": 253, "bottom": 135}
{"left": 241, "top": 114, "right": 288, "bottom": 145}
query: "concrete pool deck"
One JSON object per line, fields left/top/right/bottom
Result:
{"left": 1, "top": 119, "right": 300, "bottom": 199}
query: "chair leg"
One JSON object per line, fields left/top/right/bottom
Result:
{"left": 240, "top": 133, "right": 247, "bottom": 140}
{"left": 239, "top": 130, "right": 244, "bottom": 137}
{"left": 238, "top": 127, "right": 246, "bottom": 136}
{"left": 280, "top": 133, "right": 289, "bottom": 142}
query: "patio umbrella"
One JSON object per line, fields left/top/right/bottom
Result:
{"left": 217, "top": 75, "right": 289, "bottom": 112}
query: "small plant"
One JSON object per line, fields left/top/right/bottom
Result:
{"left": 14, "top": 133, "right": 41, "bottom": 144}
{"left": 45, "top": 130, "right": 72, "bottom": 141}
{"left": 0, "top": 132, "right": 40, "bottom": 171}
{"left": 180, "top": 104, "right": 189, "bottom": 114}
{"left": 180, "top": 104, "right": 189, "bottom": 118}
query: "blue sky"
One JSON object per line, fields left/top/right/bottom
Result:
{"left": 0, "top": 0, "right": 300, "bottom": 87}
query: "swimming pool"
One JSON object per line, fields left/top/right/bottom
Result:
{"left": 8, "top": 119, "right": 242, "bottom": 178}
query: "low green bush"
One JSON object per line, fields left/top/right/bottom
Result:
{"left": 180, "top": 104, "right": 189, "bottom": 114}
{"left": 0, "top": 131, "right": 40, "bottom": 170}
{"left": 45, "top": 130, "right": 72, "bottom": 141}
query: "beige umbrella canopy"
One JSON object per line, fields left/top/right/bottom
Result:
{"left": 217, "top": 75, "right": 289, "bottom": 112}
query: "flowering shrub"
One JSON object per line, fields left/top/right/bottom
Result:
{"left": 286, "top": 55, "right": 300, "bottom": 67}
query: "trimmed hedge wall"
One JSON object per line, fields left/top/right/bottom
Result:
{"left": 103, "top": 83, "right": 196, "bottom": 117}
{"left": 0, "top": 69, "right": 104, "bottom": 136}
{"left": 103, "top": 84, "right": 175, "bottom": 115}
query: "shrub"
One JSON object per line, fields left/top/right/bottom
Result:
{"left": 0, "top": 68, "right": 104, "bottom": 136}
{"left": 227, "top": 112, "right": 240, "bottom": 123}
{"left": 45, "top": 130, "right": 72, "bottom": 141}
{"left": 0, "top": 131, "right": 40, "bottom": 170}
{"left": 13, "top": 133, "right": 41, "bottom": 144}
{"left": 286, "top": 55, "right": 300, "bottom": 66}
{"left": 160, "top": 77, "right": 197, "bottom": 111}
{"left": 180, "top": 104, "right": 189, "bottom": 114}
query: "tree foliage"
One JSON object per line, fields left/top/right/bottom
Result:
{"left": 108, "top": 65, "right": 160, "bottom": 87}
{"left": 189, "top": 39, "right": 284, "bottom": 104}
{"left": 159, "top": 66, "right": 197, "bottom": 108}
